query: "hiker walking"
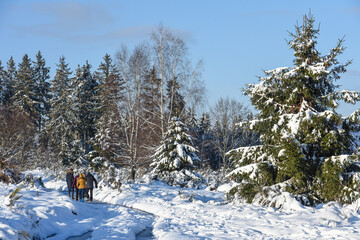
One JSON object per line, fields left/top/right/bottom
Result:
{"left": 72, "top": 172, "right": 80, "bottom": 201}
{"left": 85, "top": 172, "right": 98, "bottom": 202}
{"left": 76, "top": 173, "right": 86, "bottom": 202}
{"left": 66, "top": 168, "right": 74, "bottom": 199}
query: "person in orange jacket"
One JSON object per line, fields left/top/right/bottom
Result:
{"left": 76, "top": 173, "right": 86, "bottom": 202}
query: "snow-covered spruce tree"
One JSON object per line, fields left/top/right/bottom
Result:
{"left": 47, "top": 56, "right": 75, "bottom": 165}
{"left": 227, "top": 13, "right": 360, "bottom": 206}
{"left": 1, "top": 57, "right": 16, "bottom": 105}
{"left": 93, "top": 54, "right": 124, "bottom": 162}
{"left": 72, "top": 62, "right": 99, "bottom": 155}
{"left": 151, "top": 117, "right": 203, "bottom": 187}
{"left": 33, "top": 51, "right": 51, "bottom": 132}
{"left": 11, "top": 54, "right": 38, "bottom": 122}
{"left": 3, "top": 57, "right": 16, "bottom": 105}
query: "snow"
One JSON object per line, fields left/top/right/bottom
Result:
{"left": 226, "top": 163, "right": 259, "bottom": 180}
{"left": 1, "top": 169, "right": 360, "bottom": 239}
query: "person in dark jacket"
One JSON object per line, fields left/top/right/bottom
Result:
{"left": 72, "top": 173, "right": 80, "bottom": 201}
{"left": 65, "top": 168, "right": 74, "bottom": 198}
{"left": 85, "top": 172, "right": 98, "bottom": 202}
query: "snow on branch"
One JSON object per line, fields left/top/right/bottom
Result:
{"left": 324, "top": 90, "right": 360, "bottom": 105}
{"left": 346, "top": 109, "right": 360, "bottom": 122}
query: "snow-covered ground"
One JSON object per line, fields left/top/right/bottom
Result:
{"left": 1, "top": 169, "right": 360, "bottom": 239}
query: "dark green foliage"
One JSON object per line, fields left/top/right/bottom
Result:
{"left": 276, "top": 139, "right": 308, "bottom": 193}
{"left": 255, "top": 162, "right": 277, "bottom": 187}
{"left": 313, "top": 160, "right": 343, "bottom": 202}
{"left": 227, "top": 183, "right": 258, "bottom": 203}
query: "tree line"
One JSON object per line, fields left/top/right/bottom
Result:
{"left": 0, "top": 26, "right": 257, "bottom": 178}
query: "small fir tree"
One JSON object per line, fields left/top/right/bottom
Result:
{"left": 151, "top": 117, "right": 199, "bottom": 172}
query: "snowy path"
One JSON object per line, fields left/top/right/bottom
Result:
{"left": 2, "top": 170, "right": 360, "bottom": 240}
{"left": 52, "top": 190, "right": 157, "bottom": 240}
{"left": 64, "top": 200, "right": 155, "bottom": 240}
{"left": 0, "top": 173, "right": 156, "bottom": 240}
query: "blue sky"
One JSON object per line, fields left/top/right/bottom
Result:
{"left": 0, "top": 0, "right": 359, "bottom": 115}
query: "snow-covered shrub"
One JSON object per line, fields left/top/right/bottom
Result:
{"left": 198, "top": 167, "right": 227, "bottom": 190}
{"left": 156, "top": 169, "right": 206, "bottom": 189}
{"left": 88, "top": 157, "right": 122, "bottom": 190}
{"left": 21, "top": 173, "right": 45, "bottom": 189}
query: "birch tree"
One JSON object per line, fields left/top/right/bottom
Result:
{"left": 116, "top": 44, "right": 150, "bottom": 179}
{"left": 151, "top": 25, "right": 205, "bottom": 136}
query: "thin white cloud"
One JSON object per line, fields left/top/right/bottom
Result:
{"left": 69, "top": 26, "right": 154, "bottom": 43}
{"left": 28, "top": 1, "right": 114, "bottom": 30}
{"left": 4, "top": 1, "right": 121, "bottom": 43}
{"left": 3, "top": 1, "right": 193, "bottom": 46}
